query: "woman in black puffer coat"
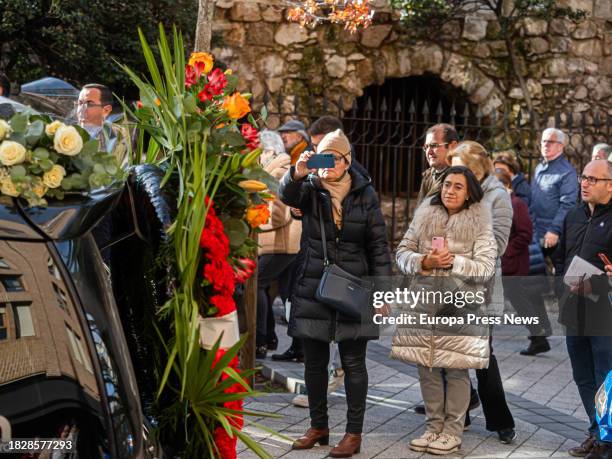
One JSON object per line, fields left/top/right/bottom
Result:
{"left": 279, "top": 129, "right": 391, "bottom": 458}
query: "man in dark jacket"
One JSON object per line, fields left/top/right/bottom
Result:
{"left": 553, "top": 159, "right": 612, "bottom": 459}
{"left": 521, "top": 128, "right": 579, "bottom": 355}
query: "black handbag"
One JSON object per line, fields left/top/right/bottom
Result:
{"left": 314, "top": 201, "right": 372, "bottom": 320}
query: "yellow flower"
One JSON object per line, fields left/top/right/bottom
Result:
{"left": 54, "top": 125, "right": 83, "bottom": 156}
{"left": 224, "top": 69, "right": 233, "bottom": 75}
{"left": 43, "top": 164, "right": 66, "bottom": 189}
{"left": 245, "top": 204, "right": 271, "bottom": 228}
{"left": 222, "top": 93, "right": 251, "bottom": 120}
{"left": 188, "top": 52, "right": 214, "bottom": 74}
{"left": 0, "top": 120, "right": 11, "bottom": 140}
{"left": 238, "top": 180, "right": 268, "bottom": 192}
{"left": 0, "top": 177, "right": 19, "bottom": 197}
{"left": 0, "top": 140, "right": 26, "bottom": 166}
{"left": 45, "top": 120, "right": 64, "bottom": 137}
{"left": 31, "top": 178, "right": 48, "bottom": 198}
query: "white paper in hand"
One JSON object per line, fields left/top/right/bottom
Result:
{"left": 563, "top": 255, "right": 603, "bottom": 301}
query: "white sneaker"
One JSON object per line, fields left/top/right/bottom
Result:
{"left": 292, "top": 394, "right": 309, "bottom": 408}
{"left": 427, "top": 433, "right": 461, "bottom": 455}
{"left": 409, "top": 431, "right": 439, "bottom": 452}
{"left": 327, "top": 369, "right": 344, "bottom": 394}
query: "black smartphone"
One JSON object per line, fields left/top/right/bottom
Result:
{"left": 306, "top": 153, "right": 335, "bottom": 169}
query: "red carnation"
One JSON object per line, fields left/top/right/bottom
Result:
{"left": 209, "top": 294, "right": 236, "bottom": 317}
{"left": 213, "top": 426, "right": 237, "bottom": 459}
{"left": 240, "top": 123, "right": 259, "bottom": 151}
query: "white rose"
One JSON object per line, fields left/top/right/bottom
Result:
{"left": 43, "top": 165, "right": 66, "bottom": 189}
{"left": 54, "top": 125, "right": 83, "bottom": 156}
{"left": 0, "top": 120, "right": 11, "bottom": 140}
{"left": 0, "top": 140, "right": 27, "bottom": 166}
{"left": 0, "top": 178, "right": 19, "bottom": 197}
{"left": 31, "top": 179, "right": 48, "bottom": 198}
{"left": 45, "top": 120, "right": 64, "bottom": 137}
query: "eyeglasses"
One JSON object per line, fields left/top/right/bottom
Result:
{"left": 578, "top": 174, "right": 612, "bottom": 185}
{"left": 74, "top": 100, "right": 105, "bottom": 109}
{"left": 541, "top": 140, "right": 562, "bottom": 145}
{"left": 423, "top": 143, "right": 450, "bottom": 152}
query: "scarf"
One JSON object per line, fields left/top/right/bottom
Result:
{"left": 321, "top": 171, "right": 352, "bottom": 228}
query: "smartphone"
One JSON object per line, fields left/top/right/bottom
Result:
{"left": 431, "top": 237, "right": 445, "bottom": 250}
{"left": 307, "top": 154, "right": 335, "bottom": 169}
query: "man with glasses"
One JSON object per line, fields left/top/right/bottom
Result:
{"left": 417, "top": 124, "right": 459, "bottom": 206}
{"left": 76, "top": 83, "right": 128, "bottom": 161}
{"left": 552, "top": 159, "right": 612, "bottom": 459}
{"left": 520, "top": 128, "right": 579, "bottom": 356}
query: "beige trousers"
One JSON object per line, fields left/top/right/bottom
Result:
{"left": 417, "top": 365, "right": 470, "bottom": 438}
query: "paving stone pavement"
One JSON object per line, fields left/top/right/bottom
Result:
{"left": 240, "top": 309, "right": 591, "bottom": 458}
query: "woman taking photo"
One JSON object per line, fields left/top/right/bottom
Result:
{"left": 279, "top": 129, "right": 391, "bottom": 458}
{"left": 392, "top": 166, "right": 497, "bottom": 455}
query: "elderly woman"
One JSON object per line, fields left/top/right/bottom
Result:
{"left": 392, "top": 166, "right": 497, "bottom": 455}
{"left": 255, "top": 130, "right": 301, "bottom": 358}
{"left": 279, "top": 129, "right": 391, "bottom": 458}
{"left": 448, "top": 141, "right": 517, "bottom": 444}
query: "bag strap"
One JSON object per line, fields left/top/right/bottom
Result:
{"left": 318, "top": 200, "right": 329, "bottom": 266}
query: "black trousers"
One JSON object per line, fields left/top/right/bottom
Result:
{"left": 303, "top": 338, "right": 368, "bottom": 434}
{"left": 474, "top": 335, "right": 515, "bottom": 431}
{"left": 256, "top": 254, "right": 296, "bottom": 346}
{"left": 503, "top": 276, "right": 552, "bottom": 337}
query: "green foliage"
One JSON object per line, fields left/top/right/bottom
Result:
{"left": 390, "top": 0, "right": 586, "bottom": 33}
{"left": 0, "top": 0, "right": 197, "bottom": 98}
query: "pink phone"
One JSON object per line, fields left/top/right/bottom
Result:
{"left": 432, "top": 237, "right": 445, "bottom": 250}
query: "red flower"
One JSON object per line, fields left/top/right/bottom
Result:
{"left": 136, "top": 101, "right": 143, "bottom": 109}
{"left": 207, "top": 68, "right": 227, "bottom": 94}
{"left": 233, "top": 258, "right": 256, "bottom": 284}
{"left": 197, "top": 68, "right": 228, "bottom": 102}
{"left": 240, "top": 123, "right": 259, "bottom": 151}
{"left": 185, "top": 61, "right": 209, "bottom": 88}
{"left": 209, "top": 294, "right": 236, "bottom": 317}
{"left": 204, "top": 260, "right": 235, "bottom": 297}
{"left": 213, "top": 426, "right": 237, "bottom": 459}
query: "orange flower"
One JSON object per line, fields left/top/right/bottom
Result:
{"left": 222, "top": 93, "right": 251, "bottom": 119}
{"left": 154, "top": 98, "right": 161, "bottom": 106}
{"left": 188, "top": 52, "right": 214, "bottom": 74}
{"left": 245, "top": 204, "right": 270, "bottom": 228}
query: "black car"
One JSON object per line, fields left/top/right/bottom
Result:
{"left": 0, "top": 166, "right": 172, "bottom": 458}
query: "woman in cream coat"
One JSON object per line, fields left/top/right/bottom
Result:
{"left": 391, "top": 166, "right": 497, "bottom": 455}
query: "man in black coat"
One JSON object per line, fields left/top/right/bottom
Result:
{"left": 553, "top": 159, "right": 612, "bottom": 459}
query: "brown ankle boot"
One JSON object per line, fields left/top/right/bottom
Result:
{"left": 292, "top": 427, "right": 330, "bottom": 450}
{"left": 330, "top": 433, "right": 362, "bottom": 458}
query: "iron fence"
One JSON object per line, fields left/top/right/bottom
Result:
{"left": 258, "top": 87, "right": 612, "bottom": 245}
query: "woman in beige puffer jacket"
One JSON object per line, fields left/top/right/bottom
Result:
{"left": 391, "top": 166, "right": 497, "bottom": 455}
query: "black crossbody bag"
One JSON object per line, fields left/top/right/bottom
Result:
{"left": 314, "top": 201, "right": 373, "bottom": 320}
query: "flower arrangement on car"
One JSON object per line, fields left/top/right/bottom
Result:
{"left": 0, "top": 115, "right": 123, "bottom": 206}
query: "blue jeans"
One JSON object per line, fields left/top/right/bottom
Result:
{"left": 566, "top": 335, "right": 612, "bottom": 437}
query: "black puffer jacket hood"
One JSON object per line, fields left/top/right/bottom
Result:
{"left": 279, "top": 166, "right": 392, "bottom": 342}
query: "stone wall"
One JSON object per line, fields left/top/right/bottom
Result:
{"left": 211, "top": 0, "right": 612, "bottom": 123}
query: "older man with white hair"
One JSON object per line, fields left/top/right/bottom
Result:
{"left": 520, "top": 128, "right": 579, "bottom": 356}
{"left": 591, "top": 143, "right": 612, "bottom": 161}
{"left": 531, "top": 128, "right": 579, "bottom": 250}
